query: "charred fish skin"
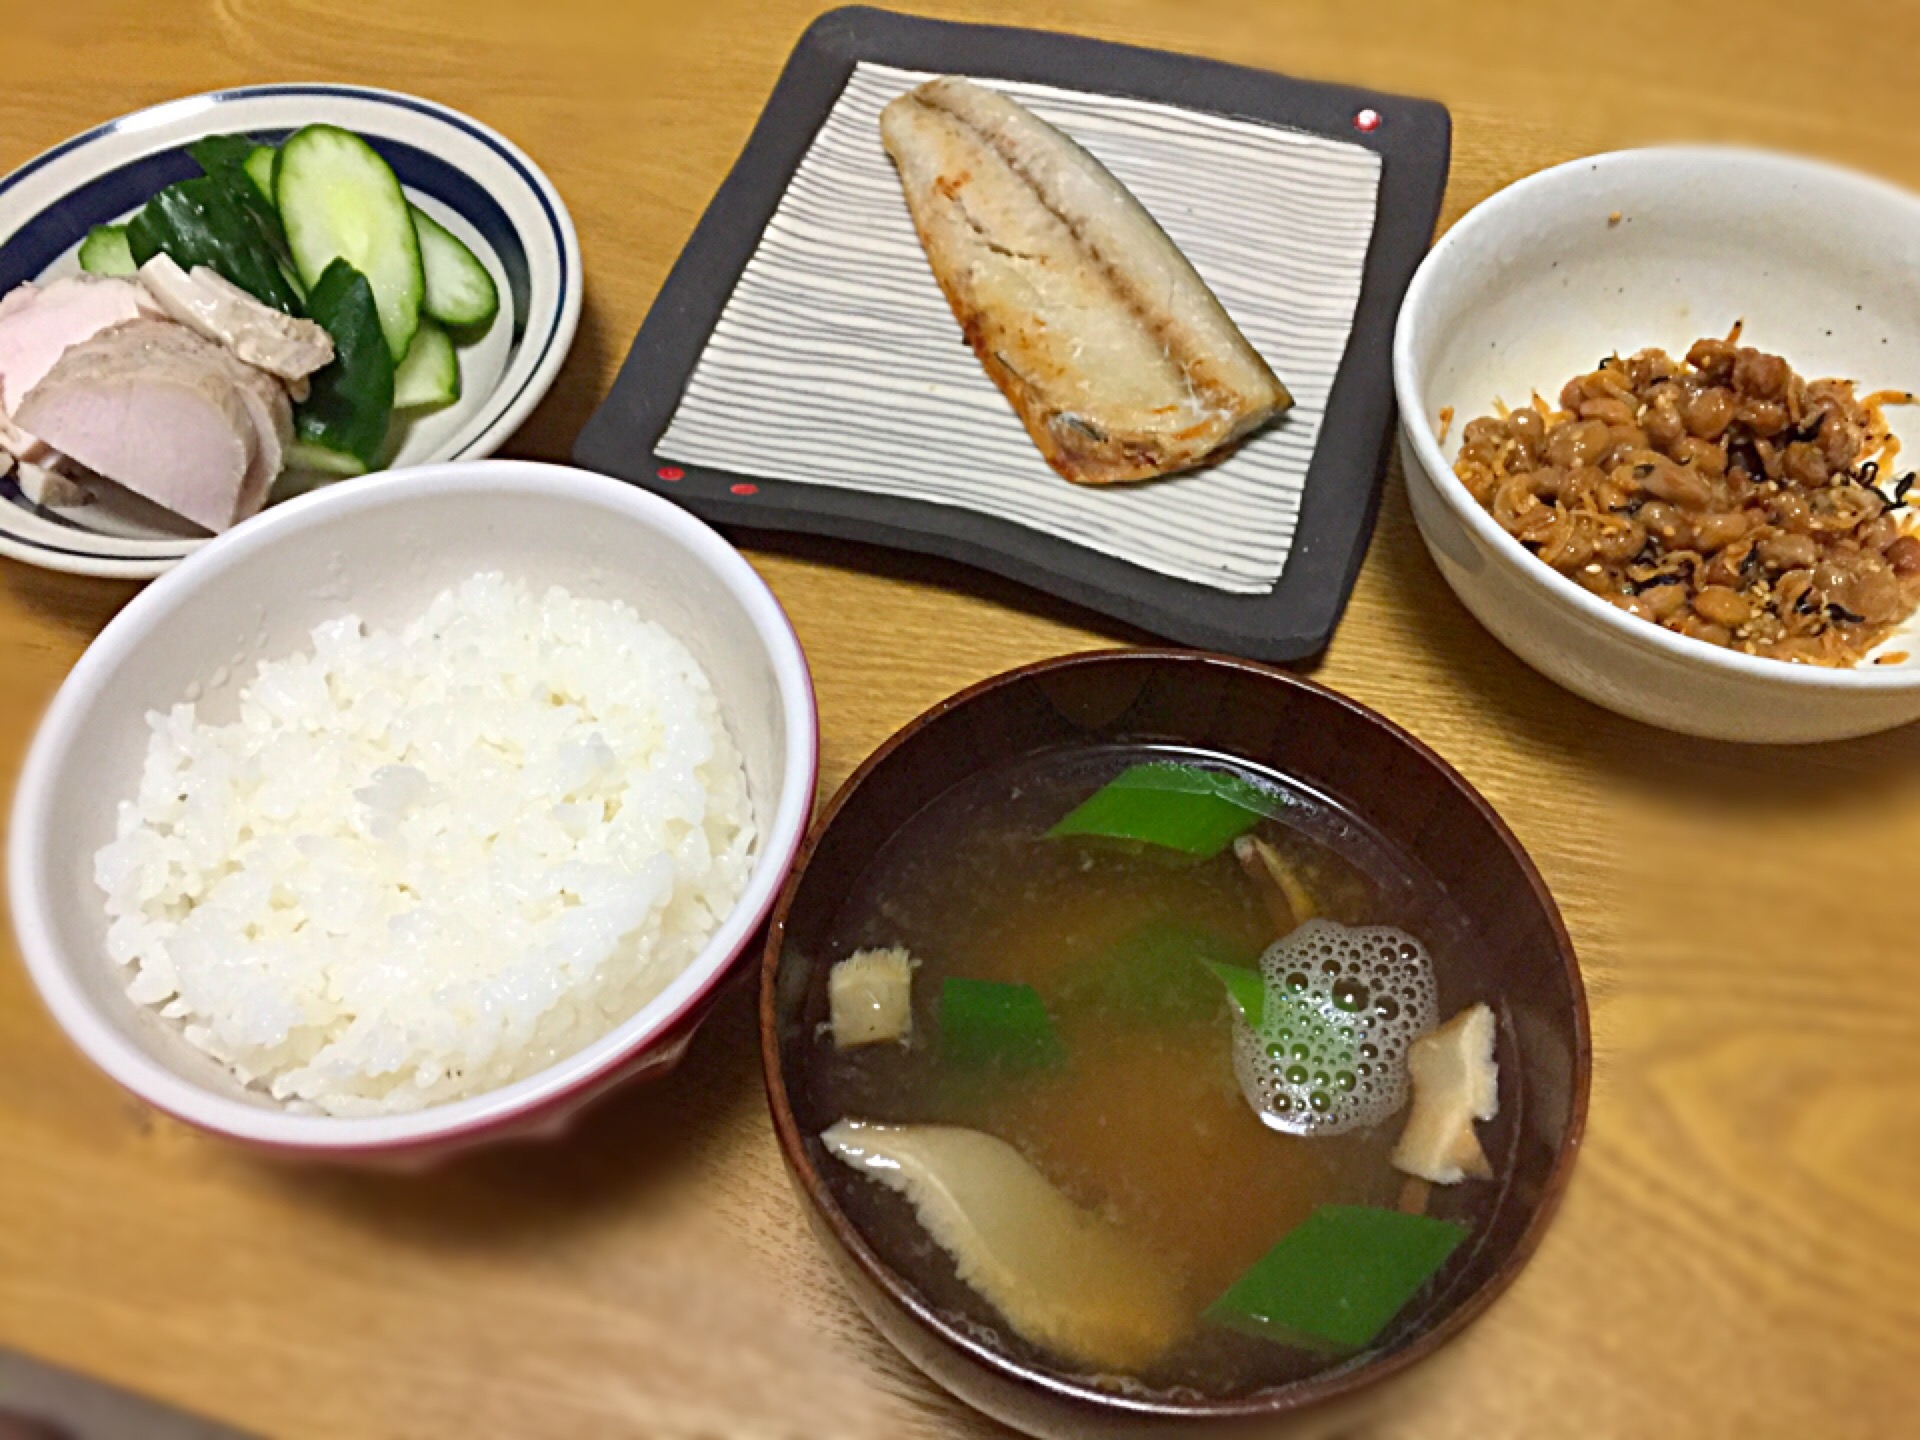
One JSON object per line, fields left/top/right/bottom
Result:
{"left": 880, "top": 77, "right": 1291, "bottom": 486}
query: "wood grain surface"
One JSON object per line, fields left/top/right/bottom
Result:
{"left": 3, "top": 3, "right": 1918, "bottom": 1437}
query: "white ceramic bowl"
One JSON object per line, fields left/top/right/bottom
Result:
{"left": 0, "top": 84, "right": 583, "bottom": 578}
{"left": 8, "top": 461, "right": 818, "bottom": 1159}
{"left": 1394, "top": 147, "right": 1920, "bottom": 743}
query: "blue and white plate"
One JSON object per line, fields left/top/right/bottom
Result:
{"left": 0, "top": 84, "right": 582, "bottom": 577}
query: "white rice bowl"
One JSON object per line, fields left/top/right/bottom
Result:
{"left": 91, "top": 572, "right": 756, "bottom": 1117}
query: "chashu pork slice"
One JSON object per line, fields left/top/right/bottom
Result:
{"left": 16, "top": 454, "right": 95, "bottom": 509}
{"left": 880, "top": 77, "right": 1291, "bottom": 485}
{"left": 15, "top": 319, "right": 289, "bottom": 533}
{"left": 227, "top": 356, "right": 294, "bottom": 519}
{"left": 0, "top": 274, "right": 164, "bottom": 462}
{"left": 137, "top": 254, "right": 334, "bottom": 383}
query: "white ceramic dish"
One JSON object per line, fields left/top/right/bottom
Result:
{"left": 0, "top": 84, "right": 582, "bottom": 578}
{"left": 8, "top": 462, "right": 818, "bottom": 1160}
{"left": 1394, "top": 147, "right": 1920, "bottom": 743}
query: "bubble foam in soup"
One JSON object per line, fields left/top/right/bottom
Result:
{"left": 1231, "top": 918, "right": 1438, "bottom": 1136}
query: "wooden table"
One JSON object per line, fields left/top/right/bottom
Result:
{"left": 3, "top": 2, "right": 1917, "bottom": 1436}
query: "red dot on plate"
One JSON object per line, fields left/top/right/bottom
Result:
{"left": 1354, "top": 108, "right": 1382, "bottom": 133}
{"left": 730, "top": 483, "right": 759, "bottom": 496}
{"left": 656, "top": 466, "right": 684, "bottom": 482}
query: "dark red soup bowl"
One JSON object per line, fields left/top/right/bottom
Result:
{"left": 760, "top": 650, "right": 1589, "bottom": 1437}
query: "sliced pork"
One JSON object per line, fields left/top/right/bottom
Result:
{"left": 0, "top": 275, "right": 164, "bottom": 461}
{"left": 228, "top": 358, "right": 294, "bottom": 517}
{"left": 14, "top": 320, "right": 286, "bottom": 533}
{"left": 0, "top": 284, "right": 37, "bottom": 326}
{"left": 16, "top": 455, "right": 93, "bottom": 508}
{"left": 137, "top": 255, "right": 334, "bottom": 382}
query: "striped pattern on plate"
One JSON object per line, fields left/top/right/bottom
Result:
{"left": 655, "top": 62, "right": 1382, "bottom": 594}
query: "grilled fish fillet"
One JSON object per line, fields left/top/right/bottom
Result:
{"left": 880, "top": 77, "right": 1292, "bottom": 485}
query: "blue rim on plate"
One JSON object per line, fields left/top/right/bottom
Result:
{"left": 0, "top": 83, "right": 582, "bottom": 578}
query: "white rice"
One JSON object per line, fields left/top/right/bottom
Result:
{"left": 93, "top": 573, "right": 756, "bottom": 1117}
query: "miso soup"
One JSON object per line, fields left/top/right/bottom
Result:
{"left": 796, "top": 745, "right": 1510, "bottom": 1400}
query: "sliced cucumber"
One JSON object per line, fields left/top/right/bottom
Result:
{"left": 243, "top": 145, "right": 277, "bottom": 202}
{"left": 126, "top": 177, "right": 301, "bottom": 313}
{"left": 78, "top": 224, "right": 136, "bottom": 276}
{"left": 412, "top": 207, "right": 498, "bottom": 329}
{"left": 284, "top": 439, "right": 370, "bottom": 477}
{"left": 276, "top": 125, "right": 422, "bottom": 362}
{"left": 295, "top": 260, "right": 395, "bottom": 469}
{"left": 392, "top": 318, "right": 461, "bottom": 409}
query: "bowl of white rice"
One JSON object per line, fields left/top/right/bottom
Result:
{"left": 8, "top": 461, "right": 817, "bottom": 1158}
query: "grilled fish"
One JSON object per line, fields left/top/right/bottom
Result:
{"left": 880, "top": 77, "right": 1292, "bottom": 485}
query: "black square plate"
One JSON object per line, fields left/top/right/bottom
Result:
{"left": 572, "top": 6, "right": 1450, "bottom": 661}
